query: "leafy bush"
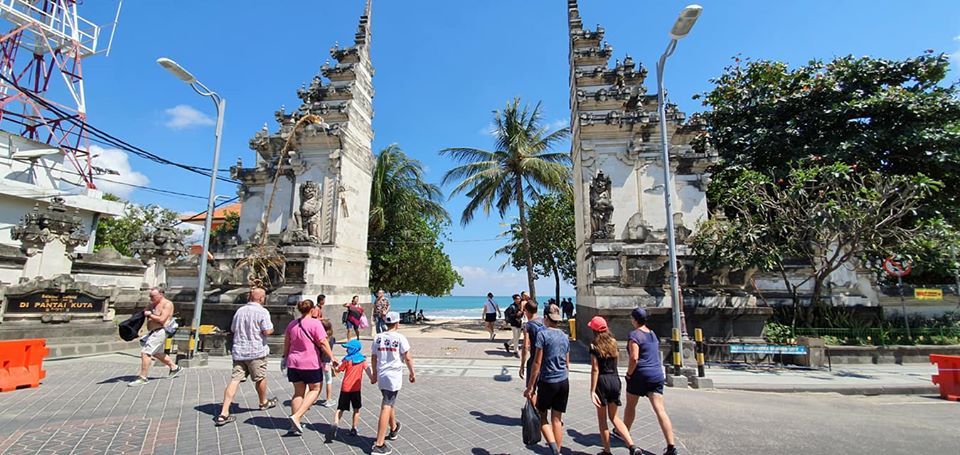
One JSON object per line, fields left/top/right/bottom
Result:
{"left": 763, "top": 322, "right": 794, "bottom": 344}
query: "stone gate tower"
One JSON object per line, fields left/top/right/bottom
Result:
{"left": 229, "top": 0, "right": 375, "bottom": 307}
{"left": 567, "top": 1, "right": 722, "bottom": 339}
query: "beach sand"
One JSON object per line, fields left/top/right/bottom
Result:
{"left": 396, "top": 318, "right": 503, "bottom": 338}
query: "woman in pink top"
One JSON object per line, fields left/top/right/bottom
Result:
{"left": 282, "top": 299, "right": 333, "bottom": 436}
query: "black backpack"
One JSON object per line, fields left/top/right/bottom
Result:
{"left": 119, "top": 311, "right": 146, "bottom": 341}
{"left": 505, "top": 304, "right": 521, "bottom": 328}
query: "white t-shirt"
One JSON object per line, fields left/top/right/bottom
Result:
{"left": 483, "top": 298, "right": 498, "bottom": 314}
{"left": 372, "top": 331, "right": 410, "bottom": 392}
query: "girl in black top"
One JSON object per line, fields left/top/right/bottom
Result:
{"left": 588, "top": 316, "right": 641, "bottom": 455}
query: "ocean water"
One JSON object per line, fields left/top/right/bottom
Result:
{"left": 384, "top": 295, "right": 576, "bottom": 319}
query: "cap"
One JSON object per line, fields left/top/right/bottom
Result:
{"left": 546, "top": 304, "right": 563, "bottom": 322}
{"left": 384, "top": 311, "right": 400, "bottom": 324}
{"left": 587, "top": 316, "right": 608, "bottom": 332}
{"left": 631, "top": 307, "right": 648, "bottom": 322}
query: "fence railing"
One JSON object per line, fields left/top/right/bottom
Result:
{"left": 793, "top": 327, "right": 960, "bottom": 345}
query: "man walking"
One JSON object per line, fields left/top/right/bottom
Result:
{"left": 129, "top": 287, "right": 182, "bottom": 386}
{"left": 503, "top": 294, "right": 523, "bottom": 357}
{"left": 373, "top": 289, "right": 390, "bottom": 334}
{"left": 524, "top": 304, "right": 570, "bottom": 455}
{"left": 371, "top": 311, "right": 416, "bottom": 455}
{"left": 214, "top": 287, "right": 278, "bottom": 426}
{"left": 518, "top": 299, "right": 544, "bottom": 391}
{"left": 482, "top": 292, "right": 500, "bottom": 341}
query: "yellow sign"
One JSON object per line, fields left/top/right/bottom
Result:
{"left": 914, "top": 288, "right": 943, "bottom": 301}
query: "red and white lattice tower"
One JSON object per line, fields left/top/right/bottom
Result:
{"left": 0, "top": 0, "right": 121, "bottom": 189}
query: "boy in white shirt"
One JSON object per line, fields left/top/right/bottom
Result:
{"left": 370, "top": 311, "right": 416, "bottom": 455}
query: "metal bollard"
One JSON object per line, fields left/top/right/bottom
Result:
{"left": 672, "top": 328, "right": 682, "bottom": 376}
{"left": 694, "top": 328, "right": 705, "bottom": 378}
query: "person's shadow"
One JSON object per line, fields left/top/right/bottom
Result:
{"left": 97, "top": 375, "right": 138, "bottom": 384}
{"left": 243, "top": 416, "right": 290, "bottom": 431}
{"left": 194, "top": 403, "right": 222, "bottom": 418}
{"left": 469, "top": 411, "right": 521, "bottom": 426}
{"left": 308, "top": 422, "right": 376, "bottom": 449}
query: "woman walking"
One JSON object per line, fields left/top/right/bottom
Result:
{"left": 621, "top": 308, "right": 677, "bottom": 455}
{"left": 587, "top": 316, "right": 642, "bottom": 455}
{"left": 344, "top": 296, "right": 364, "bottom": 341}
{"left": 282, "top": 299, "right": 334, "bottom": 436}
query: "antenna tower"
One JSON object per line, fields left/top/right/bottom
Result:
{"left": 0, "top": 0, "right": 121, "bottom": 188}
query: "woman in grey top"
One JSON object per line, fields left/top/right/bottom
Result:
{"left": 621, "top": 307, "right": 677, "bottom": 455}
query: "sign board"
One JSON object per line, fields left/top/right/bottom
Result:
{"left": 882, "top": 257, "right": 911, "bottom": 278}
{"left": 729, "top": 344, "right": 808, "bottom": 355}
{"left": 4, "top": 292, "right": 107, "bottom": 315}
{"left": 914, "top": 288, "right": 944, "bottom": 301}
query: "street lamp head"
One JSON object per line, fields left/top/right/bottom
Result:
{"left": 669, "top": 4, "right": 703, "bottom": 40}
{"left": 156, "top": 57, "right": 197, "bottom": 84}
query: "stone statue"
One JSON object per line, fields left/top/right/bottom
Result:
{"left": 673, "top": 212, "right": 693, "bottom": 244}
{"left": 590, "top": 171, "right": 614, "bottom": 239}
{"left": 624, "top": 212, "right": 651, "bottom": 243}
{"left": 294, "top": 181, "right": 323, "bottom": 241}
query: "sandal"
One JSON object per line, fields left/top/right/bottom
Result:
{"left": 259, "top": 397, "right": 278, "bottom": 410}
{"left": 214, "top": 415, "right": 236, "bottom": 426}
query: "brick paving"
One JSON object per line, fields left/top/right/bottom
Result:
{"left": 1, "top": 336, "right": 958, "bottom": 454}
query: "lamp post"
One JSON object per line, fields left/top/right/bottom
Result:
{"left": 157, "top": 57, "right": 225, "bottom": 360}
{"left": 656, "top": 5, "right": 702, "bottom": 369}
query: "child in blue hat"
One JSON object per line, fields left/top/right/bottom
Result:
{"left": 328, "top": 338, "right": 373, "bottom": 440}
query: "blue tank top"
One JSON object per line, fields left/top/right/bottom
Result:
{"left": 628, "top": 328, "right": 665, "bottom": 383}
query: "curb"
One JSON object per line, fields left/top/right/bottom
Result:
{"left": 714, "top": 384, "right": 939, "bottom": 396}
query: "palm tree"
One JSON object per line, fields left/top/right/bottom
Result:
{"left": 441, "top": 98, "right": 570, "bottom": 301}
{"left": 369, "top": 144, "right": 448, "bottom": 236}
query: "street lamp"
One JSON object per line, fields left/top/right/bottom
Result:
{"left": 157, "top": 57, "right": 226, "bottom": 361}
{"left": 656, "top": 5, "right": 702, "bottom": 374}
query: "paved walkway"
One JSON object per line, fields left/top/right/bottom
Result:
{"left": 1, "top": 342, "right": 958, "bottom": 454}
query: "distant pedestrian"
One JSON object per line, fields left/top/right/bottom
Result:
{"left": 319, "top": 318, "right": 336, "bottom": 407}
{"left": 129, "top": 287, "right": 182, "bottom": 386}
{"left": 370, "top": 311, "right": 416, "bottom": 455}
{"left": 374, "top": 289, "right": 390, "bottom": 334}
{"left": 482, "top": 292, "right": 501, "bottom": 341}
{"left": 344, "top": 295, "right": 364, "bottom": 341}
{"left": 281, "top": 299, "right": 333, "bottom": 436}
{"left": 328, "top": 339, "right": 374, "bottom": 441}
{"left": 621, "top": 308, "right": 677, "bottom": 455}
{"left": 561, "top": 298, "right": 575, "bottom": 320}
{"left": 518, "top": 299, "right": 544, "bottom": 389}
{"left": 503, "top": 294, "right": 523, "bottom": 357}
{"left": 523, "top": 304, "right": 570, "bottom": 455}
{"left": 588, "top": 316, "right": 642, "bottom": 455}
{"left": 215, "top": 288, "right": 277, "bottom": 426}
{"left": 315, "top": 294, "right": 326, "bottom": 319}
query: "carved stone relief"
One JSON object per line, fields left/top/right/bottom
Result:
{"left": 589, "top": 171, "right": 614, "bottom": 240}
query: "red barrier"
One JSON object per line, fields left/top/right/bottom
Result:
{"left": 930, "top": 354, "right": 960, "bottom": 402}
{"left": 0, "top": 338, "right": 49, "bottom": 392}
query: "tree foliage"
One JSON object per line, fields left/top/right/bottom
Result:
{"left": 692, "top": 162, "right": 941, "bottom": 327}
{"left": 496, "top": 191, "right": 576, "bottom": 304}
{"left": 441, "top": 98, "right": 571, "bottom": 301}
{"left": 367, "top": 145, "right": 461, "bottom": 296}
{"left": 694, "top": 52, "right": 960, "bottom": 220}
{"left": 94, "top": 195, "right": 186, "bottom": 256}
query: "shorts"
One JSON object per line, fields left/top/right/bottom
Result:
{"left": 140, "top": 329, "right": 167, "bottom": 355}
{"left": 535, "top": 379, "right": 569, "bottom": 413}
{"left": 322, "top": 363, "right": 333, "bottom": 385}
{"left": 346, "top": 321, "right": 357, "bottom": 330}
{"left": 231, "top": 357, "right": 268, "bottom": 382}
{"left": 380, "top": 389, "right": 399, "bottom": 407}
{"left": 594, "top": 374, "right": 622, "bottom": 406}
{"left": 484, "top": 313, "right": 497, "bottom": 323}
{"left": 287, "top": 367, "right": 324, "bottom": 384}
{"left": 626, "top": 378, "right": 665, "bottom": 397}
{"left": 338, "top": 390, "right": 362, "bottom": 411}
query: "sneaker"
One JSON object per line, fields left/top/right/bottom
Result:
{"left": 318, "top": 400, "right": 327, "bottom": 407}
{"left": 127, "top": 377, "right": 148, "bottom": 387}
{"left": 663, "top": 447, "right": 677, "bottom": 455}
{"left": 371, "top": 444, "right": 392, "bottom": 455}
{"left": 289, "top": 417, "right": 303, "bottom": 436}
{"left": 503, "top": 342, "right": 510, "bottom": 351}
{"left": 349, "top": 428, "right": 358, "bottom": 437}
{"left": 168, "top": 366, "right": 183, "bottom": 378}
{"left": 324, "top": 400, "right": 336, "bottom": 408}
{"left": 386, "top": 421, "right": 401, "bottom": 440}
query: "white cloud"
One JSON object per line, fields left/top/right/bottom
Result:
{"left": 90, "top": 145, "right": 149, "bottom": 199}
{"left": 163, "top": 104, "right": 215, "bottom": 129}
{"left": 546, "top": 119, "right": 569, "bottom": 131}
{"left": 177, "top": 218, "right": 205, "bottom": 245}
{"left": 478, "top": 122, "right": 498, "bottom": 137}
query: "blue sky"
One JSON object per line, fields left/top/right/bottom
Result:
{"left": 64, "top": 1, "right": 960, "bottom": 296}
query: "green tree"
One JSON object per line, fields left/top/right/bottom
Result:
{"left": 95, "top": 195, "right": 186, "bottom": 256}
{"left": 368, "top": 145, "right": 460, "bottom": 296}
{"left": 694, "top": 52, "right": 960, "bottom": 221}
{"left": 692, "top": 162, "right": 941, "bottom": 329}
{"left": 441, "top": 98, "right": 571, "bottom": 301}
{"left": 496, "top": 191, "right": 576, "bottom": 305}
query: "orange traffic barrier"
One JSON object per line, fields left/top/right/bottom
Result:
{"left": 930, "top": 354, "right": 960, "bottom": 401}
{"left": 0, "top": 338, "right": 49, "bottom": 392}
